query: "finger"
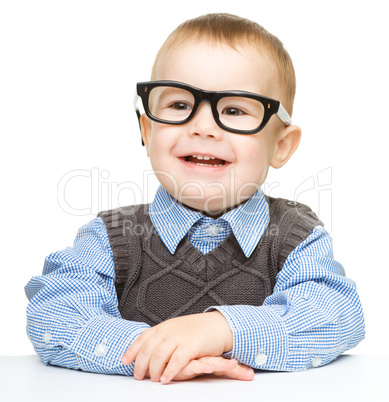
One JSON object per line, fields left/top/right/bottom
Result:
{"left": 180, "top": 358, "right": 215, "bottom": 375}
{"left": 210, "top": 357, "right": 238, "bottom": 372}
{"left": 122, "top": 330, "right": 153, "bottom": 366}
{"left": 148, "top": 340, "right": 177, "bottom": 382}
{"left": 196, "top": 356, "right": 238, "bottom": 372}
{"left": 173, "top": 357, "right": 238, "bottom": 381}
{"left": 182, "top": 357, "right": 236, "bottom": 375}
{"left": 160, "top": 346, "right": 191, "bottom": 384}
{"left": 172, "top": 359, "right": 213, "bottom": 381}
{"left": 214, "top": 363, "right": 255, "bottom": 381}
{"left": 133, "top": 336, "right": 163, "bottom": 380}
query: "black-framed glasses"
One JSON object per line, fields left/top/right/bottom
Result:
{"left": 134, "top": 80, "right": 292, "bottom": 138}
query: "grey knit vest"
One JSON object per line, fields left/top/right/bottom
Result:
{"left": 98, "top": 196, "right": 322, "bottom": 326}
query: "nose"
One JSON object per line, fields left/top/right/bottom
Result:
{"left": 187, "top": 101, "right": 223, "bottom": 140}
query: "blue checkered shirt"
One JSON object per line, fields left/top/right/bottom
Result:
{"left": 25, "top": 186, "right": 365, "bottom": 374}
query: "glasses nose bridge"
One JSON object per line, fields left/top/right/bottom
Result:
{"left": 188, "top": 89, "right": 221, "bottom": 134}
{"left": 194, "top": 89, "right": 218, "bottom": 116}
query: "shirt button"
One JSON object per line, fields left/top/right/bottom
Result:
{"left": 205, "top": 225, "right": 220, "bottom": 237}
{"left": 311, "top": 357, "right": 322, "bottom": 368}
{"left": 43, "top": 331, "right": 52, "bottom": 344}
{"left": 254, "top": 352, "right": 268, "bottom": 366}
{"left": 94, "top": 342, "right": 108, "bottom": 357}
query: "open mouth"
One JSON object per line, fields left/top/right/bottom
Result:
{"left": 184, "top": 154, "right": 226, "bottom": 167}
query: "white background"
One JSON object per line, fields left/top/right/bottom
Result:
{"left": 1, "top": 0, "right": 388, "bottom": 356}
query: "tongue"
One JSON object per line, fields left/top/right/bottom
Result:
{"left": 186, "top": 156, "right": 225, "bottom": 165}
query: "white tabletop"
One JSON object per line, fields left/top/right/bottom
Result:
{"left": 1, "top": 354, "right": 388, "bottom": 402}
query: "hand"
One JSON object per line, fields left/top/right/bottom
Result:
{"left": 122, "top": 311, "right": 233, "bottom": 383}
{"left": 173, "top": 356, "right": 254, "bottom": 382}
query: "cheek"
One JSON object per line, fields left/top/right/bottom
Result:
{"left": 148, "top": 129, "right": 169, "bottom": 166}
{"left": 239, "top": 138, "right": 270, "bottom": 168}
{"left": 236, "top": 138, "right": 274, "bottom": 185}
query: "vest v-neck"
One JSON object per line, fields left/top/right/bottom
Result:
{"left": 144, "top": 213, "right": 242, "bottom": 281}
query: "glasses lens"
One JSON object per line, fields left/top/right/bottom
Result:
{"left": 217, "top": 97, "right": 265, "bottom": 131}
{"left": 148, "top": 86, "right": 195, "bottom": 122}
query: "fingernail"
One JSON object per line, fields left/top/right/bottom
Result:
{"left": 122, "top": 356, "right": 129, "bottom": 365}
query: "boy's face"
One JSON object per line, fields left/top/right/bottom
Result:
{"left": 141, "top": 40, "right": 299, "bottom": 215}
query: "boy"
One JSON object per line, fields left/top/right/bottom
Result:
{"left": 25, "top": 13, "right": 365, "bottom": 384}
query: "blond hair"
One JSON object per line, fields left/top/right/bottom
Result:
{"left": 151, "top": 13, "right": 296, "bottom": 115}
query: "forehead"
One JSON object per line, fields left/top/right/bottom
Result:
{"left": 154, "top": 39, "right": 279, "bottom": 98}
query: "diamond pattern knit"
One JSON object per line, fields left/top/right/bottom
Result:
{"left": 98, "top": 197, "right": 322, "bottom": 326}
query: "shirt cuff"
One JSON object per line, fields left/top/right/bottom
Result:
{"left": 29, "top": 314, "right": 150, "bottom": 375}
{"left": 206, "top": 305, "right": 289, "bottom": 371}
{"left": 71, "top": 315, "right": 150, "bottom": 374}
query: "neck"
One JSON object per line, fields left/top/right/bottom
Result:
{"left": 177, "top": 198, "right": 251, "bottom": 219}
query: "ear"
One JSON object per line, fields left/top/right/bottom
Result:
{"left": 140, "top": 114, "right": 152, "bottom": 155}
{"left": 270, "top": 125, "right": 302, "bottom": 169}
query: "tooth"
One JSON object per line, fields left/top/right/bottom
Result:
{"left": 196, "top": 155, "right": 204, "bottom": 160}
{"left": 203, "top": 156, "right": 210, "bottom": 160}
{"left": 210, "top": 157, "right": 215, "bottom": 159}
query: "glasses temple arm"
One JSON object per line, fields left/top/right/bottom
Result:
{"left": 133, "top": 93, "right": 145, "bottom": 146}
{"left": 276, "top": 103, "right": 292, "bottom": 126}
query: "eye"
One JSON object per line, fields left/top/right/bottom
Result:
{"left": 222, "top": 107, "right": 245, "bottom": 116}
{"left": 170, "top": 102, "right": 192, "bottom": 111}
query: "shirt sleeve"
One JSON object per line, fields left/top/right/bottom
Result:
{"left": 24, "top": 217, "right": 150, "bottom": 375}
{"left": 207, "top": 226, "right": 365, "bottom": 371}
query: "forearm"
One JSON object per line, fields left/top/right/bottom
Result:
{"left": 25, "top": 217, "right": 150, "bottom": 375}
{"left": 27, "top": 306, "right": 149, "bottom": 375}
{"left": 208, "top": 228, "right": 365, "bottom": 371}
{"left": 211, "top": 284, "right": 364, "bottom": 371}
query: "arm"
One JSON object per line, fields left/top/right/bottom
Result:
{"left": 209, "top": 226, "right": 365, "bottom": 371}
{"left": 122, "top": 225, "right": 365, "bottom": 380}
{"left": 25, "top": 217, "right": 150, "bottom": 375}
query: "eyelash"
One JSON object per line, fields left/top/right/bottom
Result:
{"left": 170, "top": 102, "right": 192, "bottom": 110}
{"left": 222, "top": 107, "right": 246, "bottom": 116}
{"left": 166, "top": 102, "right": 249, "bottom": 117}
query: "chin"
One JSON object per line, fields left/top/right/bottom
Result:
{"left": 181, "top": 195, "right": 234, "bottom": 217}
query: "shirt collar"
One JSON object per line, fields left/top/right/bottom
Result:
{"left": 149, "top": 186, "right": 203, "bottom": 253}
{"left": 149, "top": 186, "right": 270, "bottom": 257}
{"left": 221, "top": 189, "right": 270, "bottom": 257}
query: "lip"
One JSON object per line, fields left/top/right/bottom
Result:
{"left": 178, "top": 151, "right": 232, "bottom": 162}
{"left": 178, "top": 156, "right": 231, "bottom": 172}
